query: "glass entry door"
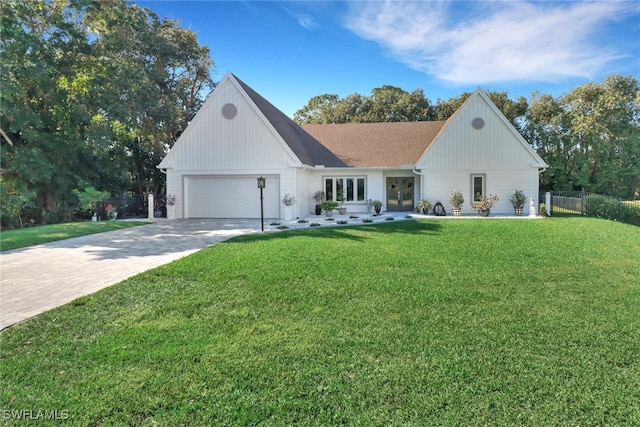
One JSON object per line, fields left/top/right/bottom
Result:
{"left": 386, "top": 177, "right": 414, "bottom": 211}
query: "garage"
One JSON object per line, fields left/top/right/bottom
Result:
{"left": 185, "top": 175, "right": 279, "bottom": 218}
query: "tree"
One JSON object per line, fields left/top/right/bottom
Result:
{"left": 363, "top": 86, "right": 433, "bottom": 122}
{"left": 1, "top": 0, "right": 215, "bottom": 228}
{"left": 522, "top": 75, "right": 640, "bottom": 198}
{"left": 560, "top": 75, "right": 639, "bottom": 198}
{"left": 293, "top": 94, "right": 341, "bottom": 124}
{"left": 523, "top": 92, "right": 573, "bottom": 191}
{"left": 435, "top": 91, "right": 528, "bottom": 131}
{"left": 294, "top": 86, "right": 433, "bottom": 125}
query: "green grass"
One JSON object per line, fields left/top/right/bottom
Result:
{"left": 0, "top": 221, "right": 150, "bottom": 251}
{"left": 1, "top": 217, "right": 639, "bottom": 426}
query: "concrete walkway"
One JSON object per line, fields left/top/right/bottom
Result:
{"left": 0, "top": 219, "right": 265, "bottom": 331}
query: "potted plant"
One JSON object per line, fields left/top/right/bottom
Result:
{"left": 416, "top": 199, "right": 432, "bottom": 214}
{"left": 509, "top": 189, "right": 526, "bottom": 216}
{"left": 282, "top": 193, "right": 296, "bottom": 220}
{"left": 313, "top": 190, "right": 325, "bottom": 215}
{"left": 450, "top": 190, "right": 464, "bottom": 216}
{"left": 336, "top": 188, "right": 346, "bottom": 215}
{"left": 372, "top": 200, "right": 383, "bottom": 214}
{"left": 472, "top": 194, "right": 499, "bottom": 217}
{"left": 105, "top": 203, "right": 118, "bottom": 220}
{"left": 320, "top": 200, "right": 339, "bottom": 217}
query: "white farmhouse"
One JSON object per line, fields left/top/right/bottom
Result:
{"left": 158, "top": 72, "right": 547, "bottom": 219}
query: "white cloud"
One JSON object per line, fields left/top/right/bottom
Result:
{"left": 345, "top": 1, "right": 633, "bottom": 85}
{"left": 282, "top": 5, "right": 316, "bottom": 30}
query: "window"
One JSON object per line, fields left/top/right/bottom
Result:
{"left": 472, "top": 174, "right": 485, "bottom": 202}
{"left": 324, "top": 177, "right": 366, "bottom": 202}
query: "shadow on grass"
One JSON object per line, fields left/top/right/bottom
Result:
{"left": 228, "top": 219, "right": 443, "bottom": 245}
{"left": 1, "top": 219, "right": 442, "bottom": 264}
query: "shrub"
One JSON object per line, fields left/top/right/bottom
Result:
{"left": 585, "top": 194, "right": 640, "bottom": 225}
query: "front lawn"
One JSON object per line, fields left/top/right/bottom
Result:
{"left": 0, "top": 221, "right": 150, "bottom": 251}
{"left": 1, "top": 218, "right": 639, "bottom": 426}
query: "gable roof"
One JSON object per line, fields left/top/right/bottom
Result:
{"left": 303, "top": 121, "right": 447, "bottom": 168}
{"left": 424, "top": 89, "right": 547, "bottom": 168}
{"left": 232, "top": 74, "right": 447, "bottom": 168}
{"left": 160, "top": 73, "right": 546, "bottom": 171}
{"left": 231, "top": 74, "right": 347, "bottom": 167}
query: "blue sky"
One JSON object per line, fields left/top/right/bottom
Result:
{"left": 138, "top": 1, "right": 640, "bottom": 118}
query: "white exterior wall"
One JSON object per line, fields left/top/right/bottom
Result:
{"left": 422, "top": 169, "right": 539, "bottom": 214}
{"left": 416, "top": 91, "right": 543, "bottom": 214}
{"left": 304, "top": 169, "right": 418, "bottom": 214}
{"left": 161, "top": 76, "right": 302, "bottom": 219}
{"left": 295, "top": 167, "right": 312, "bottom": 218}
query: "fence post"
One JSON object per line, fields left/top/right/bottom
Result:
{"left": 148, "top": 194, "right": 154, "bottom": 219}
{"left": 581, "top": 189, "right": 585, "bottom": 215}
{"left": 546, "top": 192, "right": 551, "bottom": 216}
{"left": 619, "top": 198, "right": 623, "bottom": 221}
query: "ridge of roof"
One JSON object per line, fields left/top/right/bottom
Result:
{"left": 230, "top": 73, "right": 347, "bottom": 167}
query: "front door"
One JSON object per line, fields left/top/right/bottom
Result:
{"left": 386, "top": 177, "right": 414, "bottom": 211}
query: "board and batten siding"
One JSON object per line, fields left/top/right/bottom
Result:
{"left": 416, "top": 91, "right": 544, "bottom": 214}
{"left": 161, "top": 76, "right": 302, "bottom": 219}
{"left": 162, "top": 79, "right": 299, "bottom": 171}
{"left": 422, "top": 170, "right": 540, "bottom": 215}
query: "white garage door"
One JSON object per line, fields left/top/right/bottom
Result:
{"left": 185, "top": 176, "right": 279, "bottom": 218}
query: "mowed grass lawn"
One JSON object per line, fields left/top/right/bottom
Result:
{"left": 0, "top": 221, "right": 149, "bottom": 252}
{"left": 1, "top": 218, "right": 639, "bottom": 426}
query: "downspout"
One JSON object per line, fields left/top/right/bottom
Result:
{"left": 413, "top": 167, "right": 425, "bottom": 201}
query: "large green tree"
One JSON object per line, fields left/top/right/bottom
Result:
{"left": 1, "top": 0, "right": 215, "bottom": 227}
{"left": 524, "top": 75, "right": 639, "bottom": 198}
{"left": 294, "top": 85, "right": 433, "bottom": 124}
{"left": 434, "top": 91, "right": 529, "bottom": 132}
{"left": 294, "top": 86, "right": 526, "bottom": 130}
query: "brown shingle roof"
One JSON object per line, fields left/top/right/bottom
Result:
{"left": 303, "top": 121, "right": 447, "bottom": 167}
{"left": 233, "top": 73, "right": 446, "bottom": 168}
{"left": 233, "top": 74, "right": 348, "bottom": 167}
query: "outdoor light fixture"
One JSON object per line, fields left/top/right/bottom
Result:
{"left": 257, "top": 176, "right": 265, "bottom": 231}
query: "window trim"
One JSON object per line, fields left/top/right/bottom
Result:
{"left": 324, "top": 176, "right": 367, "bottom": 203}
{"left": 471, "top": 174, "right": 486, "bottom": 203}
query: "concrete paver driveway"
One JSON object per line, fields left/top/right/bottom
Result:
{"left": 0, "top": 219, "right": 263, "bottom": 331}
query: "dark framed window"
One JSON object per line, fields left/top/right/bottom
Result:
{"left": 472, "top": 174, "right": 486, "bottom": 202}
{"left": 324, "top": 177, "right": 366, "bottom": 202}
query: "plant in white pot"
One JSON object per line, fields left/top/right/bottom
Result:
{"left": 450, "top": 191, "right": 464, "bottom": 216}
{"left": 509, "top": 189, "right": 526, "bottom": 216}
{"left": 282, "top": 193, "right": 296, "bottom": 220}
{"left": 320, "top": 200, "right": 339, "bottom": 217}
